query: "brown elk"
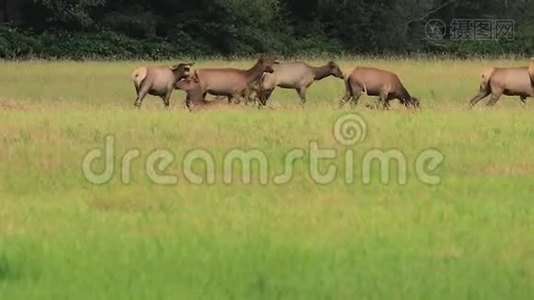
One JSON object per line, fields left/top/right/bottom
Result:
{"left": 340, "top": 67, "right": 420, "bottom": 110}
{"left": 193, "top": 56, "right": 278, "bottom": 104}
{"left": 469, "top": 59, "right": 534, "bottom": 107}
{"left": 255, "top": 61, "right": 344, "bottom": 105}
{"left": 174, "top": 71, "right": 231, "bottom": 110}
{"left": 131, "top": 63, "right": 193, "bottom": 107}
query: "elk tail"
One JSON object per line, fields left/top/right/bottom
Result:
{"left": 131, "top": 67, "right": 148, "bottom": 88}
{"left": 480, "top": 67, "right": 495, "bottom": 91}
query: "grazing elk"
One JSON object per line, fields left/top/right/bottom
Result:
{"left": 469, "top": 59, "right": 534, "bottom": 107}
{"left": 255, "top": 61, "right": 344, "bottom": 105}
{"left": 340, "top": 67, "right": 420, "bottom": 110}
{"left": 131, "top": 63, "right": 194, "bottom": 107}
{"left": 193, "top": 56, "right": 278, "bottom": 104}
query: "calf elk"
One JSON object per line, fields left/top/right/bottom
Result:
{"left": 256, "top": 61, "right": 344, "bottom": 105}
{"left": 340, "top": 67, "right": 420, "bottom": 110}
{"left": 131, "top": 63, "right": 193, "bottom": 107}
{"left": 469, "top": 59, "right": 534, "bottom": 107}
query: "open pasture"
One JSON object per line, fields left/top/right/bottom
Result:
{"left": 0, "top": 58, "right": 532, "bottom": 299}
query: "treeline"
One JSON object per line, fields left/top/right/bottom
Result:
{"left": 1, "top": 0, "right": 533, "bottom": 59}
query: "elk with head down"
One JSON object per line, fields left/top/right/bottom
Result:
{"left": 469, "top": 59, "right": 534, "bottom": 107}
{"left": 193, "top": 56, "right": 278, "bottom": 104}
{"left": 131, "top": 63, "right": 194, "bottom": 107}
{"left": 340, "top": 67, "right": 420, "bottom": 110}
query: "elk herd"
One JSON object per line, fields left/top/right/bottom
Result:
{"left": 131, "top": 56, "right": 534, "bottom": 110}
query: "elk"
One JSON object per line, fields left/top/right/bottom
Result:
{"left": 340, "top": 67, "right": 420, "bottom": 110}
{"left": 255, "top": 61, "right": 344, "bottom": 105}
{"left": 193, "top": 56, "right": 278, "bottom": 104}
{"left": 131, "top": 63, "right": 193, "bottom": 108}
{"left": 469, "top": 59, "right": 534, "bottom": 107}
{"left": 174, "top": 70, "right": 230, "bottom": 110}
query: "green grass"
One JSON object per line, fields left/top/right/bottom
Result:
{"left": 0, "top": 59, "right": 532, "bottom": 299}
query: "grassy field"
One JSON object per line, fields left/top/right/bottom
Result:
{"left": 0, "top": 58, "right": 533, "bottom": 299}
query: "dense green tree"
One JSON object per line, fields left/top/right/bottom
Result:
{"left": 35, "top": 0, "right": 106, "bottom": 28}
{"left": 0, "top": 0, "right": 532, "bottom": 58}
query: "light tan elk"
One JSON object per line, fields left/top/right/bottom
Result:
{"left": 255, "top": 61, "right": 344, "bottom": 105}
{"left": 131, "top": 63, "right": 193, "bottom": 107}
{"left": 194, "top": 56, "right": 278, "bottom": 104}
{"left": 340, "top": 67, "right": 420, "bottom": 110}
{"left": 469, "top": 59, "right": 534, "bottom": 107}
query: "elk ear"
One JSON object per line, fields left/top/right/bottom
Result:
{"left": 191, "top": 70, "right": 200, "bottom": 83}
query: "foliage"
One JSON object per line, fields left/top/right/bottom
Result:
{"left": 0, "top": 0, "right": 533, "bottom": 58}
{"left": 34, "top": 0, "right": 106, "bottom": 28}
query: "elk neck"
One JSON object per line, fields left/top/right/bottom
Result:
{"left": 398, "top": 85, "right": 413, "bottom": 101}
{"left": 311, "top": 64, "right": 333, "bottom": 81}
{"left": 245, "top": 60, "right": 265, "bottom": 82}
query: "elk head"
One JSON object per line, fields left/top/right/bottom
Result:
{"left": 328, "top": 61, "right": 344, "bottom": 79}
{"left": 257, "top": 56, "right": 279, "bottom": 74}
{"left": 171, "top": 63, "right": 195, "bottom": 81}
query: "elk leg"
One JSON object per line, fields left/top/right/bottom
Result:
{"left": 469, "top": 89, "right": 490, "bottom": 107}
{"left": 339, "top": 92, "right": 353, "bottom": 108}
{"left": 226, "top": 96, "right": 233, "bottom": 104}
{"left": 296, "top": 87, "right": 307, "bottom": 105}
{"left": 232, "top": 93, "right": 245, "bottom": 105}
{"left": 486, "top": 92, "right": 502, "bottom": 107}
{"left": 520, "top": 96, "right": 527, "bottom": 107}
{"left": 185, "top": 97, "right": 192, "bottom": 110}
{"left": 339, "top": 97, "right": 352, "bottom": 108}
{"left": 340, "top": 84, "right": 362, "bottom": 108}
{"left": 259, "top": 88, "right": 274, "bottom": 106}
{"left": 379, "top": 91, "right": 390, "bottom": 110}
{"left": 248, "top": 88, "right": 261, "bottom": 106}
{"left": 340, "top": 81, "right": 352, "bottom": 108}
{"left": 350, "top": 92, "right": 362, "bottom": 107}
{"left": 486, "top": 89, "right": 504, "bottom": 107}
{"left": 239, "top": 89, "right": 251, "bottom": 105}
{"left": 134, "top": 87, "right": 150, "bottom": 108}
{"left": 162, "top": 90, "right": 172, "bottom": 108}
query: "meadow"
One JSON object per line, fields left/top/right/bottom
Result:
{"left": 0, "top": 58, "right": 532, "bottom": 299}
